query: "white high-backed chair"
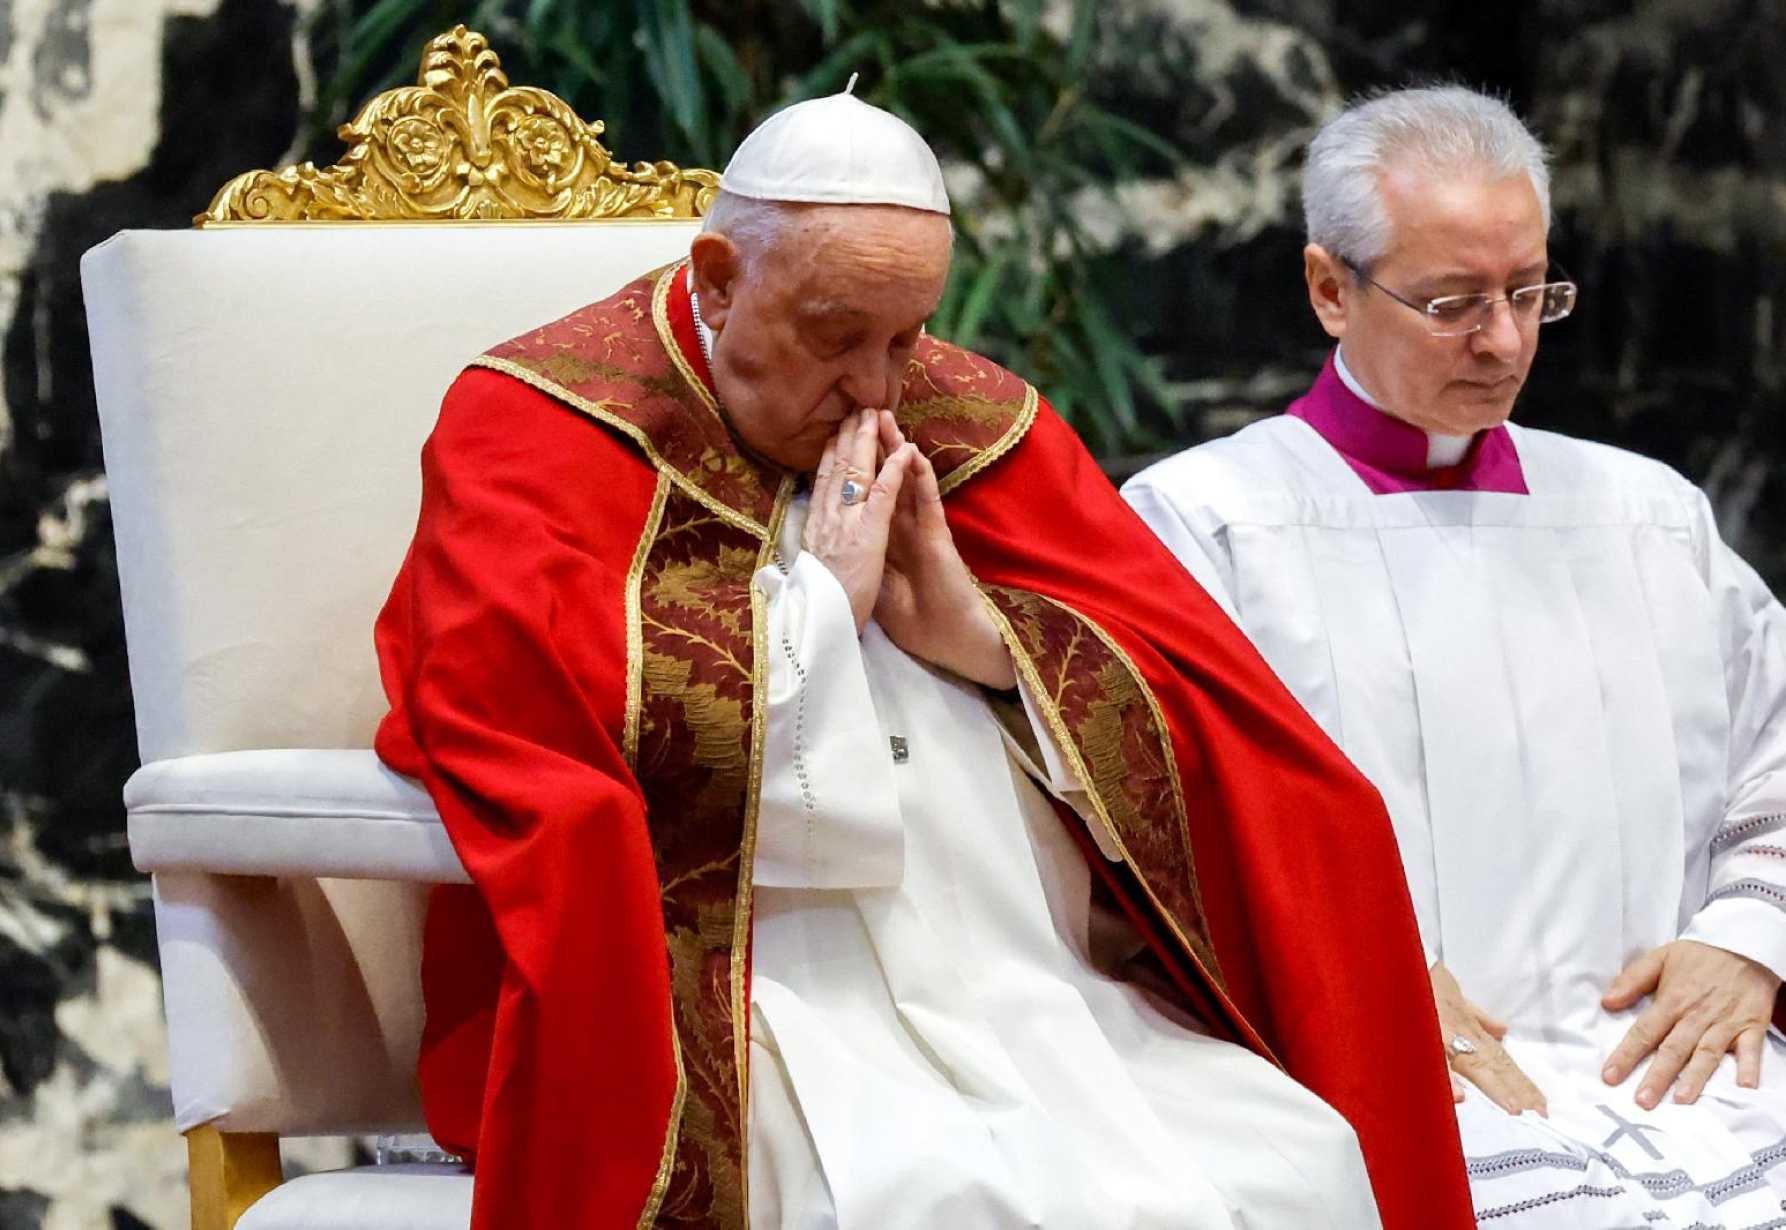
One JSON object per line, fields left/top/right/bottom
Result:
{"left": 81, "top": 28, "right": 714, "bottom": 1229}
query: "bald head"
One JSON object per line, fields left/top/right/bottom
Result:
{"left": 698, "top": 191, "right": 792, "bottom": 271}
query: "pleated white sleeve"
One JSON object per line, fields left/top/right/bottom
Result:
{"left": 752, "top": 553, "right": 904, "bottom": 889}
{"left": 1680, "top": 493, "right": 1786, "bottom": 982}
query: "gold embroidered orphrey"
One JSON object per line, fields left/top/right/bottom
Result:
{"left": 473, "top": 262, "right": 1263, "bottom": 1223}
{"left": 197, "top": 25, "right": 719, "bottom": 225}
{"left": 475, "top": 265, "right": 1044, "bottom": 1226}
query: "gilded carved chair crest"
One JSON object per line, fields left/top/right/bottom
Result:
{"left": 199, "top": 25, "right": 718, "bottom": 224}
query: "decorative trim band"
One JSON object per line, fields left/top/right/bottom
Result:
{"left": 635, "top": 1028, "right": 687, "bottom": 1228}
{"left": 1476, "top": 1185, "right": 1625, "bottom": 1221}
{"left": 1707, "top": 878, "right": 1786, "bottom": 914}
{"left": 1465, "top": 1133, "right": 1786, "bottom": 1210}
{"left": 935, "top": 382, "right": 1040, "bottom": 496}
{"left": 625, "top": 471, "right": 673, "bottom": 766}
{"left": 1713, "top": 813, "right": 1786, "bottom": 854}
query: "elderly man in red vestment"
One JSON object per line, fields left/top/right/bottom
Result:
{"left": 372, "top": 87, "right": 1471, "bottom": 1228}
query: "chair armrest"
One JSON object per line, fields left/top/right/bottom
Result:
{"left": 127, "top": 749, "right": 468, "bottom": 883}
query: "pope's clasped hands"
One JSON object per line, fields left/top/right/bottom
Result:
{"left": 801, "top": 408, "right": 1017, "bottom": 690}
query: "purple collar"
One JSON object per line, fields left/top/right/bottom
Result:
{"left": 1287, "top": 355, "right": 1527, "bottom": 495}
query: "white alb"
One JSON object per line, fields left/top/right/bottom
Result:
{"left": 743, "top": 493, "right": 1382, "bottom": 1229}
{"left": 1126, "top": 415, "right": 1786, "bottom": 1227}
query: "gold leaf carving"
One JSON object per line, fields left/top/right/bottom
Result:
{"left": 198, "top": 25, "right": 719, "bottom": 225}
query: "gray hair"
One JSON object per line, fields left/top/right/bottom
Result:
{"left": 1302, "top": 85, "right": 1551, "bottom": 268}
{"left": 700, "top": 190, "right": 795, "bottom": 271}
{"left": 700, "top": 189, "right": 954, "bottom": 274}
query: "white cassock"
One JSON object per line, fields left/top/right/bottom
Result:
{"left": 1124, "top": 412, "right": 1786, "bottom": 1229}
{"left": 739, "top": 492, "right": 1382, "bottom": 1230}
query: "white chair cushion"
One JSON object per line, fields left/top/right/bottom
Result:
{"left": 237, "top": 1165, "right": 472, "bottom": 1230}
{"left": 126, "top": 748, "right": 466, "bottom": 882}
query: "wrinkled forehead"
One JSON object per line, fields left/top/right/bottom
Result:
{"left": 1376, "top": 159, "right": 1549, "bottom": 274}
{"left": 771, "top": 204, "right": 954, "bottom": 304}
{"left": 787, "top": 203, "right": 953, "bottom": 259}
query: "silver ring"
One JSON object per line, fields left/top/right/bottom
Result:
{"left": 1447, "top": 1034, "right": 1477, "bottom": 1058}
{"left": 839, "top": 478, "right": 867, "bottom": 506}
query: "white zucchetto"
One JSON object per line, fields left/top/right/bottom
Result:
{"left": 720, "top": 82, "right": 951, "bottom": 216}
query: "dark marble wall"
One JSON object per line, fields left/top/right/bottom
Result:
{"left": 0, "top": 2, "right": 342, "bottom": 1223}
{"left": 0, "top": 0, "right": 1780, "bottom": 1224}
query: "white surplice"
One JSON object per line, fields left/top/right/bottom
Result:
{"left": 1125, "top": 416, "right": 1786, "bottom": 1228}
{"left": 742, "top": 493, "right": 1381, "bottom": 1230}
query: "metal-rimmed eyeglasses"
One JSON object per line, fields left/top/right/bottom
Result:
{"left": 1341, "top": 257, "right": 1578, "bottom": 338}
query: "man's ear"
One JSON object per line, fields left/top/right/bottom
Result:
{"left": 1304, "top": 243, "right": 1350, "bottom": 342}
{"left": 689, "top": 233, "right": 742, "bottom": 331}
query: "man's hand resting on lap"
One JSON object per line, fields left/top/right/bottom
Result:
{"left": 1431, "top": 960, "right": 1548, "bottom": 1117}
{"left": 1601, "top": 939, "right": 1778, "bottom": 1108}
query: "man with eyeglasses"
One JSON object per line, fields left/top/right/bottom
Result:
{"left": 1125, "top": 85, "right": 1786, "bottom": 1224}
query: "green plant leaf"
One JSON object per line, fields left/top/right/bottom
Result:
{"left": 804, "top": 30, "right": 893, "bottom": 101}
{"left": 950, "top": 252, "right": 1011, "bottom": 351}
{"left": 632, "top": 0, "right": 710, "bottom": 160}
{"left": 797, "top": 0, "right": 843, "bottom": 44}
{"left": 695, "top": 25, "right": 753, "bottom": 119}
{"left": 1074, "top": 291, "right": 1139, "bottom": 434}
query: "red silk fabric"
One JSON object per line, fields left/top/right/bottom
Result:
{"left": 376, "top": 369, "right": 680, "bottom": 1226}
{"left": 374, "top": 316, "right": 1473, "bottom": 1228}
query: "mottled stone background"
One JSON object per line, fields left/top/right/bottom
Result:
{"left": 0, "top": 0, "right": 1781, "bottom": 1225}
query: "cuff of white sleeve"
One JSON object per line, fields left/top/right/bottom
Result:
{"left": 757, "top": 553, "right": 853, "bottom": 704}
{"left": 1015, "top": 676, "right": 1078, "bottom": 796}
{"left": 1682, "top": 896, "right": 1786, "bottom": 984}
{"left": 785, "top": 551, "right": 848, "bottom": 617}
{"left": 752, "top": 552, "right": 903, "bottom": 890}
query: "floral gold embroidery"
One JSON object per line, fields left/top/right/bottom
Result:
{"left": 636, "top": 491, "right": 758, "bottom": 1228}
{"left": 729, "top": 482, "right": 792, "bottom": 1212}
{"left": 898, "top": 337, "right": 1036, "bottom": 493}
{"left": 482, "top": 263, "right": 1037, "bottom": 540}
{"left": 479, "top": 266, "right": 781, "bottom": 536}
{"left": 982, "top": 585, "right": 1247, "bottom": 1037}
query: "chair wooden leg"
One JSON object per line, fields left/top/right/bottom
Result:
{"left": 186, "top": 1126, "right": 283, "bottom": 1230}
